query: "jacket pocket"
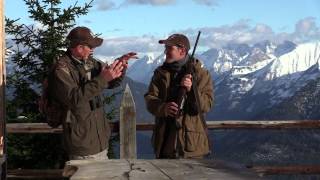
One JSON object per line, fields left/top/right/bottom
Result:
{"left": 70, "top": 113, "right": 90, "bottom": 148}
{"left": 184, "top": 115, "right": 207, "bottom": 152}
{"left": 185, "top": 129, "right": 209, "bottom": 153}
{"left": 185, "top": 130, "right": 201, "bottom": 152}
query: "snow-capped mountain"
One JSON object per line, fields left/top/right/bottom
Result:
{"left": 274, "top": 40, "right": 297, "bottom": 57}
{"left": 209, "top": 41, "right": 320, "bottom": 119}
{"left": 265, "top": 42, "right": 320, "bottom": 80}
{"left": 126, "top": 40, "right": 320, "bottom": 120}
{"left": 127, "top": 53, "right": 165, "bottom": 84}
{"left": 249, "top": 42, "right": 320, "bottom": 102}
{"left": 127, "top": 41, "right": 275, "bottom": 83}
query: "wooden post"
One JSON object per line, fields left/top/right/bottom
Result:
{"left": 0, "top": 0, "right": 6, "bottom": 179}
{"left": 119, "top": 84, "right": 137, "bottom": 159}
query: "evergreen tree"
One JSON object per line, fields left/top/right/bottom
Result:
{"left": 5, "top": 0, "right": 118, "bottom": 169}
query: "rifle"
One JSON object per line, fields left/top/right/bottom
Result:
{"left": 175, "top": 31, "right": 212, "bottom": 153}
{"left": 175, "top": 31, "right": 201, "bottom": 121}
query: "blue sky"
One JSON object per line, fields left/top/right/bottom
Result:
{"left": 5, "top": 0, "right": 320, "bottom": 57}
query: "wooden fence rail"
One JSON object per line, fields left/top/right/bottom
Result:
{"left": 7, "top": 169, "right": 63, "bottom": 179}
{"left": 250, "top": 165, "right": 320, "bottom": 176}
{"left": 6, "top": 120, "right": 320, "bottom": 134}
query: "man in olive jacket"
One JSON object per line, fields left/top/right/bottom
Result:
{"left": 50, "top": 26, "right": 136, "bottom": 160}
{"left": 144, "top": 34, "right": 214, "bottom": 159}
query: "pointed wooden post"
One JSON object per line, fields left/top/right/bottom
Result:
{"left": 0, "top": 0, "right": 6, "bottom": 179}
{"left": 120, "top": 84, "right": 137, "bottom": 159}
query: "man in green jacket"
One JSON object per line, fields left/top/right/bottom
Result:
{"left": 50, "top": 26, "right": 136, "bottom": 160}
{"left": 144, "top": 34, "right": 214, "bottom": 159}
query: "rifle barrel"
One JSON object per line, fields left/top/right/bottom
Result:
{"left": 191, "top": 31, "right": 201, "bottom": 58}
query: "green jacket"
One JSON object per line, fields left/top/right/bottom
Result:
{"left": 49, "top": 51, "right": 122, "bottom": 156}
{"left": 144, "top": 58, "right": 214, "bottom": 158}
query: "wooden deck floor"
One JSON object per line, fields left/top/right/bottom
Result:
{"left": 64, "top": 159, "right": 266, "bottom": 180}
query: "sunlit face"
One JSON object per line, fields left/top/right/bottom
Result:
{"left": 164, "top": 45, "right": 187, "bottom": 63}
{"left": 80, "top": 44, "right": 94, "bottom": 61}
{"left": 73, "top": 44, "right": 94, "bottom": 61}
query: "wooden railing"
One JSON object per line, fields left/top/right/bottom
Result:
{"left": 5, "top": 85, "right": 320, "bottom": 179}
{"left": 6, "top": 120, "right": 320, "bottom": 134}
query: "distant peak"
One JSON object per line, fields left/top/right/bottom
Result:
{"left": 274, "top": 41, "right": 297, "bottom": 57}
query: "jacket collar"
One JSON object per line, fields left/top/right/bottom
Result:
{"left": 162, "top": 54, "right": 189, "bottom": 72}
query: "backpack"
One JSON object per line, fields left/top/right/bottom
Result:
{"left": 38, "top": 63, "right": 67, "bottom": 128}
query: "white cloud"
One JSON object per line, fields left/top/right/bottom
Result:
{"left": 295, "top": 17, "right": 317, "bottom": 34}
{"left": 192, "top": 0, "right": 219, "bottom": 7}
{"left": 253, "top": 24, "right": 273, "bottom": 34}
{"left": 94, "top": 17, "right": 320, "bottom": 58}
{"left": 292, "top": 17, "right": 320, "bottom": 42}
{"left": 177, "top": 17, "right": 320, "bottom": 48}
{"left": 95, "top": 35, "right": 163, "bottom": 58}
{"left": 83, "top": 20, "right": 92, "bottom": 24}
{"left": 122, "top": 0, "right": 175, "bottom": 6}
{"left": 94, "top": 0, "right": 218, "bottom": 9}
{"left": 95, "top": 0, "right": 116, "bottom": 11}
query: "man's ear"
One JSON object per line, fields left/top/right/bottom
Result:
{"left": 181, "top": 48, "right": 187, "bottom": 56}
